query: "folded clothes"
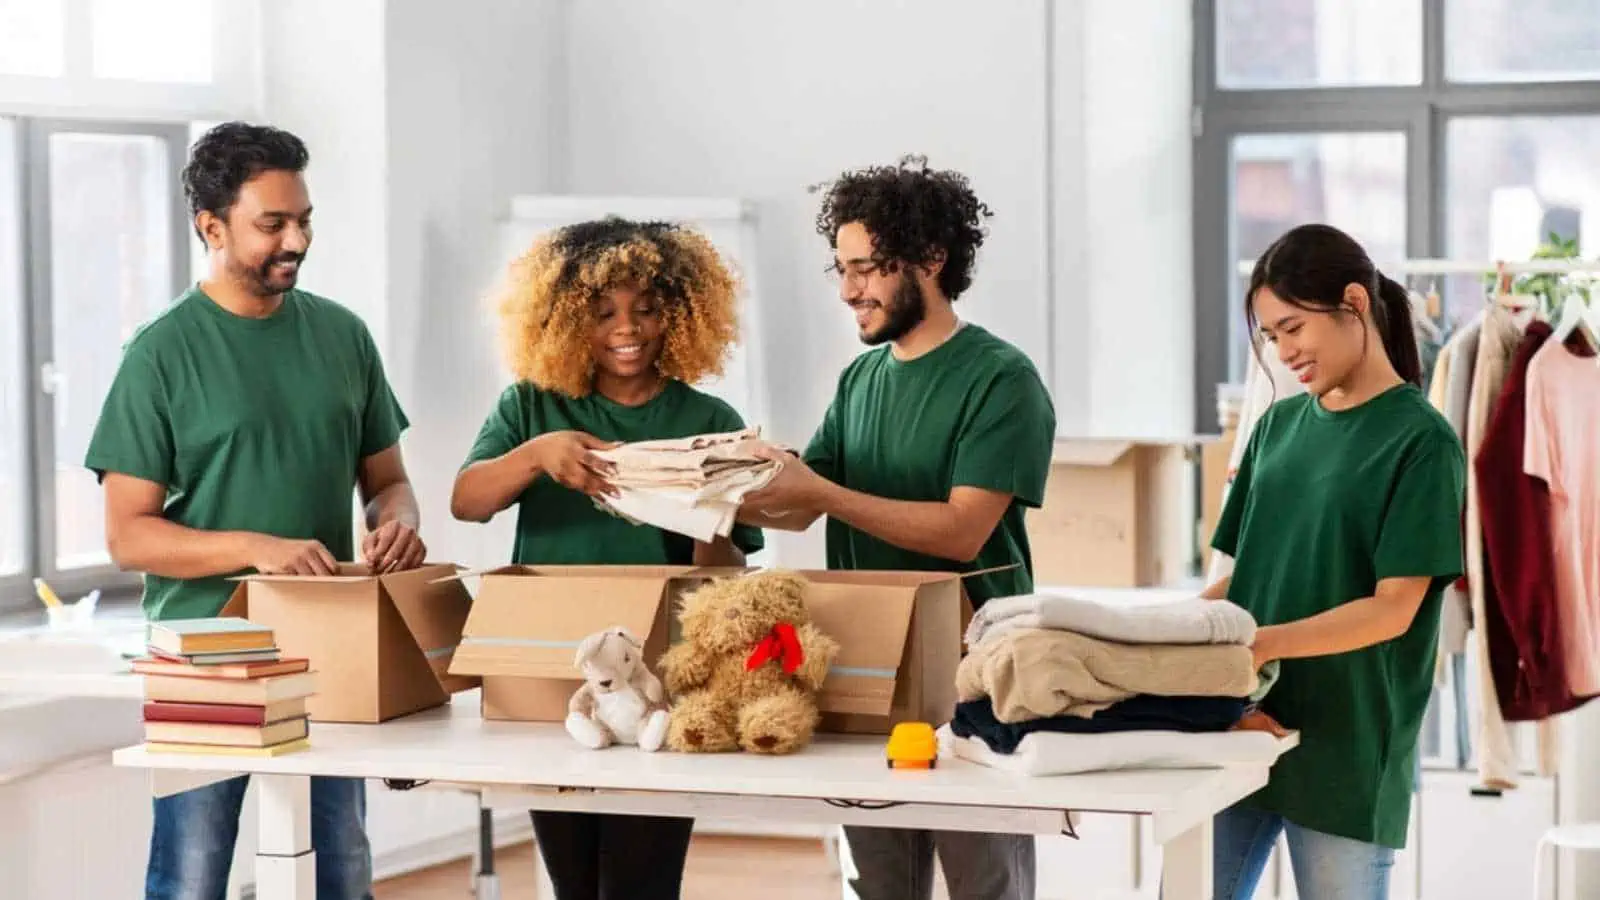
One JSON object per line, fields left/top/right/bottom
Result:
{"left": 955, "top": 627, "right": 1258, "bottom": 723}
{"left": 965, "top": 592, "right": 1257, "bottom": 648}
{"left": 590, "top": 428, "right": 782, "bottom": 542}
{"left": 940, "top": 723, "right": 1285, "bottom": 777}
{"left": 950, "top": 695, "right": 1249, "bottom": 754}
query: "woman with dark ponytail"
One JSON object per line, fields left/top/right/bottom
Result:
{"left": 1194, "top": 223, "right": 1466, "bottom": 899}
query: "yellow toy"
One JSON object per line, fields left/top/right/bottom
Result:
{"left": 886, "top": 721, "right": 939, "bottom": 769}
{"left": 659, "top": 569, "right": 839, "bottom": 755}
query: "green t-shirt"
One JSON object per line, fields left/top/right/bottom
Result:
{"left": 802, "top": 323, "right": 1056, "bottom": 606}
{"left": 461, "top": 379, "right": 764, "bottom": 565}
{"left": 84, "top": 287, "right": 409, "bottom": 622}
{"left": 1212, "top": 383, "right": 1465, "bottom": 849}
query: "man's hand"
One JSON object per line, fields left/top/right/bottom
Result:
{"left": 742, "top": 445, "right": 825, "bottom": 515}
{"left": 362, "top": 520, "right": 426, "bottom": 573}
{"left": 1250, "top": 624, "right": 1281, "bottom": 672}
{"left": 251, "top": 536, "right": 338, "bottom": 576}
{"left": 530, "top": 431, "right": 619, "bottom": 497}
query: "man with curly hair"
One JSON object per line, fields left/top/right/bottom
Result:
{"left": 742, "top": 156, "right": 1056, "bottom": 900}
{"left": 85, "top": 122, "right": 424, "bottom": 898}
{"left": 452, "top": 216, "right": 763, "bottom": 899}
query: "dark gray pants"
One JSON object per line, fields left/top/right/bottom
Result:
{"left": 843, "top": 826, "right": 1036, "bottom": 900}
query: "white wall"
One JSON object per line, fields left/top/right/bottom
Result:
{"left": 253, "top": 1, "right": 1196, "bottom": 570}
{"left": 383, "top": 0, "right": 567, "bottom": 572}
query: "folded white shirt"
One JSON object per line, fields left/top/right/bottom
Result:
{"left": 590, "top": 428, "right": 782, "bottom": 542}
{"left": 965, "top": 592, "right": 1257, "bottom": 648}
{"left": 939, "top": 723, "right": 1286, "bottom": 777}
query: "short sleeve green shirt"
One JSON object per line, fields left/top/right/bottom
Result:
{"left": 84, "top": 288, "right": 408, "bottom": 621}
{"left": 802, "top": 324, "right": 1056, "bottom": 606}
{"left": 462, "top": 379, "right": 765, "bottom": 565}
{"left": 1213, "top": 384, "right": 1466, "bottom": 848}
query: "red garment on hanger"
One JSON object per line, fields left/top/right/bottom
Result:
{"left": 1476, "top": 321, "right": 1588, "bottom": 720}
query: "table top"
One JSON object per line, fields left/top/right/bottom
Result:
{"left": 114, "top": 692, "right": 1298, "bottom": 818}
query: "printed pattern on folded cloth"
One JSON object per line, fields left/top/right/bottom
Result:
{"left": 939, "top": 723, "right": 1284, "bottom": 777}
{"left": 965, "top": 592, "right": 1257, "bottom": 648}
{"left": 950, "top": 695, "right": 1249, "bottom": 754}
{"left": 590, "top": 428, "right": 784, "bottom": 543}
{"left": 954, "top": 627, "right": 1259, "bottom": 724}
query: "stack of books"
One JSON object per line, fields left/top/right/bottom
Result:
{"left": 134, "top": 617, "right": 316, "bottom": 757}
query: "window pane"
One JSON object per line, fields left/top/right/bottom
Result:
{"left": 1444, "top": 115, "right": 1600, "bottom": 322}
{"left": 1447, "top": 0, "right": 1600, "bottom": 83}
{"left": 0, "top": 0, "right": 66, "bottom": 77}
{"left": 91, "top": 0, "right": 213, "bottom": 84}
{"left": 47, "top": 132, "right": 174, "bottom": 571}
{"left": 0, "top": 120, "right": 25, "bottom": 578}
{"left": 1217, "top": 0, "right": 1422, "bottom": 89}
{"left": 1228, "top": 132, "right": 1408, "bottom": 380}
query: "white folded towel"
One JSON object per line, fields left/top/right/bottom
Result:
{"left": 939, "top": 724, "right": 1287, "bottom": 777}
{"left": 965, "top": 592, "right": 1257, "bottom": 648}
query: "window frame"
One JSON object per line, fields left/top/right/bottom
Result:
{"left": 3, "top": 116, "right": 191, "bottom": 612}
{"left": 1191, "top": 0, "right": 1600, "bottom": 432}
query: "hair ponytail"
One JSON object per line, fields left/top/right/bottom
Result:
{"left": 1373, "top": 272, "right": 1423, "bottom": 386}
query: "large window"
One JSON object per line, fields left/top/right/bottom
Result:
{"left": 1193, "top": 0, "right": 1600, "bottom": 431}
{"left": 0, "top": 0, "right": 252, "bottom": 611}
{"left": 0, "top": 119, "right": 190, "bottom": 610}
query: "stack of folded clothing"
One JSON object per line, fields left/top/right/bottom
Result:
{"left": 948, "top": 592, "right": 1281, "bottom": 775}
{"left": 591, "top": 427, "right": 782, "bottom": 542}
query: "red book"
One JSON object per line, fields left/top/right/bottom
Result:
{"left": 142, "top": 698, "right": 309, "bottom": 726}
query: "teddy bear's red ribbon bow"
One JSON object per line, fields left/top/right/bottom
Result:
{"left": 745, "top": 622, "right": 804, "bottom": 674}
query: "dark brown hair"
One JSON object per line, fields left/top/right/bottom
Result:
{"left": 1246, "top": 223, "right": 1422, "bottom": 386}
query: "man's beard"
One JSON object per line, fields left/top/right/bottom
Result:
{"left": 859, "top": 276, "right": 925, "bottom": 346}
{"left": 238, "top": 252, "right": 304, "bottom": 297}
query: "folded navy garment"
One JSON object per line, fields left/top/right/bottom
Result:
{"left": 950, "top": 694, "right": 1251, "bottom": 754}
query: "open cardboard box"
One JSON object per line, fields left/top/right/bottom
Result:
{"left": 445, "top": 565, "right": 963, "bottom": 734}
{"left": 220, "top": 562, "right": 477, "bottom": 723}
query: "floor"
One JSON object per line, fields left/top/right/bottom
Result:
{"left": 374, "top": 834, "right": 847, "bottom": 899}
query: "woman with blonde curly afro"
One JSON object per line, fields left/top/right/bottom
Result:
{"left": 450, "top": 216, "right": 764, "bottom": 899}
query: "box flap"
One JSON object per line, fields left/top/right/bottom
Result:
{"left": 378, "top": 563, "right": 479, "bottom": 694}
{"left": 376, "top": 584, "right": 449, "bottom": 718}
{"left": 1051, "top": 439, "right": 1135, "bottom": 467}
{"left": 450, "top": 571, "right": 672, "bottom": 679}
{"left": 230, "top": 562, "right": 378, "bottom": 584}
{"left": 802, "top": 579, "right": 916, "bottom": 717}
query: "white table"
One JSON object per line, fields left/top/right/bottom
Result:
{"left": 113, "top": 693, "right": 1297, "bottom": 900}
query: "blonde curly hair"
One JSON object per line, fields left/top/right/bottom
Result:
{"left": 493, "top": 217, "right": 742, "bottom": 398}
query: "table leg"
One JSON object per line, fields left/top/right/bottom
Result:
{"left": 1160, "top": 817, "right": 1214, "bottom": 900}
{"left": 254, "top": 774, "right": 315, "bottom": 899}
{"left": 475, "top": 806, "right": 501, "bottom": 900}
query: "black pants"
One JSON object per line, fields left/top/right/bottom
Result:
{"left": 530, "top": 811, "right": 695, "bottom": 900}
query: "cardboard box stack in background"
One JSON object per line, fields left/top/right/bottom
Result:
{"left": 221, "top": 563, "right": 477, "bottom": 723}
{"left": 447, "top": 565, "right": 960, "bottom": 734}
{"left": 1025, "top": 438, "right": 1202, "bottom": 588}
{"left": 135, "top": 618, "right": 316, "bottom": 756}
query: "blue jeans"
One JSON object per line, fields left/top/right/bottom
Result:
{"left": 145, "top": 775, "right": 373, "bottom": 900}
{"left": 1211, "top": 804, "right": 1395, "bottom": 900}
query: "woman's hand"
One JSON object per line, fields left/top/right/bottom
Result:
{"left": 1232, "top": 708, "right": 1290, "bottom": 738}
{"left": 530, "top": 431, "right": 620, "bottom": 497}
{"left": 1250, "top": 624, "right": 1281, "bottom": 672}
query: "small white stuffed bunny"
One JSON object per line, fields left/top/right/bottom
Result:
{"left": 566, "top": 626, "right": 670, "bottom": 752}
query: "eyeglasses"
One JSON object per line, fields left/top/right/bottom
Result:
{"left": 824, "top": 257, "right": 895, "bottom": 289}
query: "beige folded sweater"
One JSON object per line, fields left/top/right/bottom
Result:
{"left": 955, "top": 628, "right": 1260, "bottom": 723}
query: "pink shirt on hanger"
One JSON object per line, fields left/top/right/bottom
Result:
{"left": 1524, "top": 337, "right": 1600, "bottom": 697}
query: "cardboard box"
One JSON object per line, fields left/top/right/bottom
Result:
{"left": 447, "top": 566, "right": 961, "bottom": 734}
{"left": 1026, "top": 438, "right": 1199, "bottom": 588}
{"left": 221, "top": 563, "right": 477, "bottom": 723}
{"left": 1199, "top": 427, "right": 1236, "bottom": 568}
{"left": 446, "top": 565, "right": 714, "bottom": 722}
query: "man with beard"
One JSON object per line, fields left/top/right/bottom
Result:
{"left": 741, "top": 156, "right": 1056, "bottom": 900}
{"left": 85, "top": 121, "right": 422, "bottom": 900}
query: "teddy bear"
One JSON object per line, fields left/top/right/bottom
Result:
{"left": 658, "top": 569, "right": 840, "bottom": 755}
{"left": 565, "top": 626, "right": 670, "bottom": 752}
